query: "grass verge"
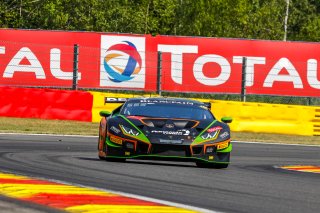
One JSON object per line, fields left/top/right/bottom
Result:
{"left": 0, "top": 117, "right": 319, "bottom": 145}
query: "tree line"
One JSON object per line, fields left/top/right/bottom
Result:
{"left": 1, "top": 0, "right": 319, "bottom": 42}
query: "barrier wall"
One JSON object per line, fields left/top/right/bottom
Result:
{"left": 1, "top": 87, "right": 319, "bottom": 136}
{"left": 0, "top": 87, "right": 93, "bottom": 122}
{"left": 90, "top": 92, "right": 320, "bottom": 136}
{"left": 210, "top": 100, "right": 319, "bottom": 136}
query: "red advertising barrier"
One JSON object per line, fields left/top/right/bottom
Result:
{"left": 154, "top": 36, "right": 320, "bottom": 96}
{"left": 0, "top": 87, "right": 93, "bottom": 121}
{"left": 0, "top": 29, "right": 319, "bottom": 97}
{"left": 0, "top": 30, "right": 157, "bottom": 91}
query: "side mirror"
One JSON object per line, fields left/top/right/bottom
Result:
{"left": 221, "top": 117, "right": 232, "bottom": 124}
{"left": 99, "top": 110, "right": 111, "bottom": 117}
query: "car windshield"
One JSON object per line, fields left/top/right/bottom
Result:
{"left": 120, "top": 102, "right": 214, "bottom": 120}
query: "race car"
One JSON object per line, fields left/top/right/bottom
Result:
{"left": 98, "top": 97, "right": 232, "bottom": 168}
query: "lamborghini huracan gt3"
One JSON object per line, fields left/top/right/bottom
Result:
{"left": 98, "top": 97, "right": 232, "bottom": 168}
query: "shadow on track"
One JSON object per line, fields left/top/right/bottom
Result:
{"left": 78, "top": 157, "right": 196, "bottom": 168}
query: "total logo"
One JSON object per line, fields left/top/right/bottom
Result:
{"left": 100, "top": 36, "right": 146, "bottom": 88}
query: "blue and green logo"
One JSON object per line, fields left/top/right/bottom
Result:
{"left": 103, "top": 41, "right": 142, "bottom": 83}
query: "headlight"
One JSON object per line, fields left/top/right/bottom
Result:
{"left": 119, "top": 125, "right": 140, "bottom": 136}
{"left": 201, "top": 131, "right": 219, "bottom": 140}
{"left": 217, "top": 141, "right": 229, "bottom": 150}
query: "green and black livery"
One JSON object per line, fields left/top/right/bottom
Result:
{"left": 98, "top": 97, "right": 232, "bottom": 168}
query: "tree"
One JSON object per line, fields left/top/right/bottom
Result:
{"left": 0, "top": 0, "right": 319, "bottom": 42}
{"left": 287, "top": 0, "right": 320, "bottom": 41}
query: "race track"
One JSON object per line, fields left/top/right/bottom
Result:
{"left": 0, "top": 134, "right": 319, "bottom": 213}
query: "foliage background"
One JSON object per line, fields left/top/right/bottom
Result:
{"left": 1, "top": 0, "right": 319, "bottom": 42}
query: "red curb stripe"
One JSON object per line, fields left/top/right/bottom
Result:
{"left": 0, "top": 173, "right": 197, "bottom": 212}
{"left": 0, "top": 179, "right": 62, "bottom": 185}
{"left": 281, "top": 165, "right": 320, "bottom": 174}
{"left": 23, "top": 193, "right": 163, "bottom": 208}
{"left": 287, "top": 168, "right": 319, "bottom": 171}
{"left": 282, "top": 166, "right": 320, "bottom": 169}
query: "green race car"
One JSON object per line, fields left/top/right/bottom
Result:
{"left": 98, "top": 97, "right": 232, "bottom": 168}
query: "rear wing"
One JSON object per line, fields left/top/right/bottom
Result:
{"left": 104, "top": 97, "right": 128, "bottom": 104}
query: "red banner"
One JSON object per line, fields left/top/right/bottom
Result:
{"left": 0, "top": 87, "right": 93, "bottom": 121}
{"left": 0, "top": 30, "right": 157, "bottom": 91}
{"left": 0, "top": 29, "right": 319, "bottom": 97}
{"left": 155, "top": 36, "right": 320, "bottom": 96}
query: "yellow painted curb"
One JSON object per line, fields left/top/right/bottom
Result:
{"left": 0, "top": 172, "right": 200, "bottom": 213}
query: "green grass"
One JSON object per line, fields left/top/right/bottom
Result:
{"left": 0, "top": 117, "right": 319, "bottom": 145}
{"left": 0, "top": 117, "right": 99, "bottom": 136}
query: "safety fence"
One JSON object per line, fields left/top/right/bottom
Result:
{"left": 1, "top": 87, "right": 319, "bottom": 136}
{"left": 0, "top": 29, "right": 319, "bottom": 106}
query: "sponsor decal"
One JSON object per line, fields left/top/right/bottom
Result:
{"left": 105, "top": 97, "right": 128, "bottom": 103}
{"left": 110, "top": 126, "right": 121, "bottom": 134}
{"left": 207, "top": 126, "right": 223, "bottom": 133}
{"left": 151, "top": 130, "right": 190, "bottom": 136}
{"left": 182, "top": 130, "right": 190, "bottom": 135}
{"left": 100, "top": 35, "right": 146, "bottom": 88}
{"left": 159, "top": 139, "right": 183, "bottom": 144}
{"left": 219, "top": 132, "right": 229, "bottom": 139}
{"left": 139, "top": 99, "right": 194, "bottom": 105}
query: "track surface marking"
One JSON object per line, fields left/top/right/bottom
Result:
{"left": 0, "top": 134, "right": 319, "bottom": 213}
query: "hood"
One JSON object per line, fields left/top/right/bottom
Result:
{"left": 126, "top": 116, "right": 212, "bottom": 145}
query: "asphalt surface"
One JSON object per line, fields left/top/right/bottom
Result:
{"left": 0, "top": 134, "right": 319, "bottom": 213}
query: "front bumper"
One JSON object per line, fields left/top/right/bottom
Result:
{"left": 105, "top": 137, "right": 232, "bottom": 163}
